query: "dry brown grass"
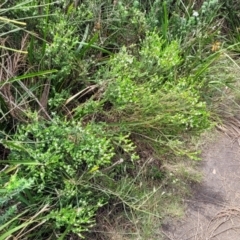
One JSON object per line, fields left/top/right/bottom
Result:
{"left": 0, "top": 35, "right": 28, "bottom": 122}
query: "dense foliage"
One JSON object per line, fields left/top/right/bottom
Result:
{"left": 0, "top": 0, "right": 239, "bottom": 239}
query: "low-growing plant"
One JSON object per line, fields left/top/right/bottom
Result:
{"left": 100, "top": 31, "right": 210, "bottom": 160}
{"left": 1, "top": 117, "right": 140, "bottom": 238}
{"left": 146, "top": 0, "right": 223, "bottom": 75}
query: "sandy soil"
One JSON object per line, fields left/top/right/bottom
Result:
{"left": 162, "top": 131, "right": 240, "bottom": 240}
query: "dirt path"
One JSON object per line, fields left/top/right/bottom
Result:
{"left": 162, "top": 131, "right": 240, "bottom": 240}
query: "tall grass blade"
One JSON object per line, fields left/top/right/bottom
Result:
{"left": 0, "top": 70, "right": 57, "bottom": 86}
{"left": 162, "top": 1, "right": 169, "bottom": 41}
{"left": 0, "top": 45, "right": 27, "bottom": 54}
{"left": 0, "top": 16, "right": 26, "bottom": 25}
{"left": 0, "top": 209, "right": 28, "bottom": 232}
{"left": 76, "top": 24, "right": 89, "bottom": 53}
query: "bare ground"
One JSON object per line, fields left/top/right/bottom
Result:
{"left": 162, "top": 129, "right": 240, "bottom": 240}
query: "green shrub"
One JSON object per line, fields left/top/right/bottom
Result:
{"left": 2, "top": 118, "right": 138, "bottom": 238}
{"left": 99, "top": 30, "right": 210, "bottom": 160}
{"left": 103, "top": 31, "right": 182, "bottom": 107}
{"left": 0, "top": 174, "right": 33, "bottom": 225}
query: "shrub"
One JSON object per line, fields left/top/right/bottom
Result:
{"left": 99, "top": 30, "right": 210, "bottom": 160}
{"left": 2, "top": 118, "right": 138, "bottom": 238}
